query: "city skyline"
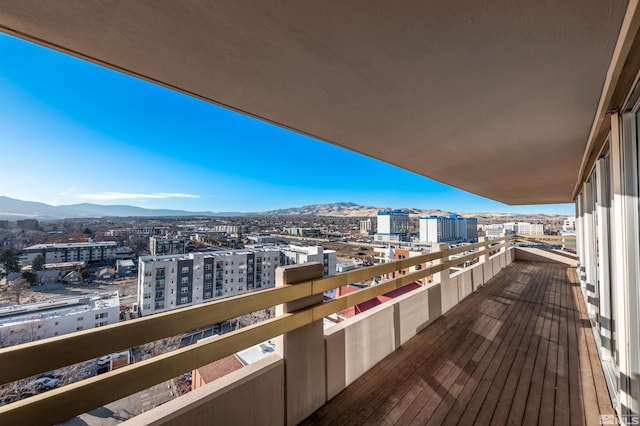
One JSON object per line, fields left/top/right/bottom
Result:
{"left": 0, "top": 33, "right": 573, "bottom": 215}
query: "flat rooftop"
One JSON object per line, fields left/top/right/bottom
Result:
{"left": 0, "top": 291, "right": 119, "bottom": 325}
{"left": 25, "top": 242, "right": 117, "bottom": 250}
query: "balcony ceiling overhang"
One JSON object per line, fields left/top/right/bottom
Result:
{"left": 0, "top": 1, "right": 633, "bottom": 205}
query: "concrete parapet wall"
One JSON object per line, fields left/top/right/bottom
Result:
{"left": 514, "top": 247, "right": 578, "bottom": 266}
{"left": 472, "top": 264, "right": 484, "bottom": 290}
{"left": 125, "top": 355, "right": 284, "bottom": 426}
{"left": 455, "top": 269, "right": 473, "bottom": 301}
{"left": 440, "top": 273, "right": 458, "bottom": 314}
{"left": 325, "top": 302, "right": 396, "bottom": 400}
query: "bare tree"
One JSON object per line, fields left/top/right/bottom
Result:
{"left": 1, "top": 278, "right": 30, "bottom": 305}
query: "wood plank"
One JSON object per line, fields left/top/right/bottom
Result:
{"left": 554, "top": 266, "right": 571, "bottom": 426}
{"left": 470, "top": 264, "right": 550, "bottom": 426}
{"left": 502, "top": 265, "right": 550, "bottom": 425}
{"left": 301, "top": 262, "right": 615, "bottom": 426}
{"left": 404, "top": 265, "right": 531, "bottom": 425}
{"left": 483, "top": 265, "right": 549, "bottom": 425}
{"left": 537, "top": 268, "right": 561, "bottom": 426}
{"left": 566, "top": 269, "right": 586, "bottom": 426}
{"left": 324, "top": 265, "right": 518, "bottom": 424}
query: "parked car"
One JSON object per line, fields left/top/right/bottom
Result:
{"left": 97, "top": 355, "right": 111, "bottom": 366}
{"left": 37, "top": 371, "right": 62, "bottom": 381}
{"left": 33, "top": 377, "right": 60, "bottom": 390}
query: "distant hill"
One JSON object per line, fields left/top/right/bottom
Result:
{"left": 257, "top": 202, "right": 453, "bottom": 218}
{"left": 0, "top": 196, "right": 566, "bottom": 222}
{"left": 0, "top": 196, "right": 243, "bottom": 220}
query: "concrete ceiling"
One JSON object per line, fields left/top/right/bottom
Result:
{"left": 0, "top": 1, "right": 631, "bottom": 205}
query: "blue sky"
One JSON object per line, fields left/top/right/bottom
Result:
{"left": 0, "top": 33, "right": 573, "bottom": 215}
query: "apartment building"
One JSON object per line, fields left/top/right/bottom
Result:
{"left": 0, "top": 292, "right": 119, "bottom": 347}
{"left": 21, "top": 241, "right": 117, "bottom": 265}
{"left": 209, "top": 225, "right": 249, "bottom": 234}
{"left": 419, "top": 214, "right": 478, "bottom": 243}
{"left": 279, "top": 245, "right": 336, "bottom": 277}
{"left": 375, "top": 209, "right": 410, "bottom": 242}
{"left": 359, "top": 219, "right": 372, "bottom": 235}
{"left": 393, "top": 247, "right": 431, "bottom": 285}
{"left": 501, "top": 222, "right": 545, "bottom": 235}
{"left": 138, "top": 248, "right": 281, "bottom": 316}
{"left": 149, "top": 236, "right": 187, "bottom": 256}
{"left": 563, "top": 216, "right": 577, "bottom": 232}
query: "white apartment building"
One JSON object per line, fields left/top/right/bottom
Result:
{"left": 484, "top": 224, "right": 505, "bottom": 239}
{"left": 563, "top": 216, "right": 577, "bottom": 232}
{"left": 375, "top": 210, "right": 410, "bottom": 242}
{"left": 21, "top": 242, "right": 117, "bottom": 265}
{"left": 209, "top": 225, "right": 249, "bottom": 234}
{"left": 484, "top": 222, "right": 545, "bottom": 237}
{"left": 149, "top": 236, "right": 187, "bottom": 256}
{"left": 0, "top": 292, "right": 119, "bottom": 347}
{"left": 419, "top": 215, "right": 478, "bottom": 243}
{"left": 104, "top": 227, "right": 168, "bottom": 237}
{"left": 138, "top": 248, "right": 281, "bottom": 316}
{"left": 279, "top": 245, "right": 336, "bottom": 277}
{"left": 359, "top": 219, "right": 372, "bottom": 235}
{"left": 503, "top": 222, "right": 545, "bottom": 235}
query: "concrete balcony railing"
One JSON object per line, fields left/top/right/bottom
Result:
{"left": 0, "top": 234, "right": 563, "bottom": 425}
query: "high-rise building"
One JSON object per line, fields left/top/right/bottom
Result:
{"left": 138, "top": 245, "right": 336, "bottom": 317}
{"left": 375, "top": 210, "right": 410, "bottom": 242}
{"left": 419, "top": 215, "right": 477, "bottom": 243}
{"left": 359, "top": 219, "right": 372, "bottom": 235}
{"left": 138, "top": 248, "right": 282, "bottom": 316}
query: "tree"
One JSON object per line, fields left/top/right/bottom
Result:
{"left": 22, "top": 271, "right": 37, "bottom": 285}
{"left": 83, "top": 228, "right": 92, "bottom": 236}
{"left": 81, "top": 269, "right": 91, "bottom": 280}
{"left": 31, "top": 255, "right": 45, "bottom": 272}
{"left": 0, "top": 248, "right": 20, "bottom": 273}
{"left": 2, "top": 278, "right": 29, "bottom": 304}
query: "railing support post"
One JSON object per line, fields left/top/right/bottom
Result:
{"left": 478, "top": 236, "right": 487, "bottom": 264}
{"left": 276, "top": 262, "right": 325, "bottom": 425}
{"left": 432, "top": 243, "right": 455, "bottom": 312}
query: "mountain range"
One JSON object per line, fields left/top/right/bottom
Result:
{"left": 0, "top": 196, "right": 561, "bottom": 221}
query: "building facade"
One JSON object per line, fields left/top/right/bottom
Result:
{"left": 279, "top": 245, "right": 336, "bottom": 277}
{"left": 0, "top": 292, "right": 119, "bottom": 347}
{"left": 419, "top": 215, "right": 478, "bottom": 243}
{"left": 563, "top": 216, "right": 577, "bottom": 232}
{"left": 359, "top": 219, "right": 372, "bottom": 235}
{"left": 138, "top": 248, "right": 282, "bottom": 316}
{"left": 149, "top": 236, "right": 187, "bottom": 256}
{"left": 210, "top": 225, "right": 249, "bottom": 235}
{"left": 375, "top": 210, "right": 410, "bottom": 242}
{"left": 502, "top": 222, "right": 545, "bottom": 235}
{"left": 21, "top": 242, "right": 117, "bottom": 265}
{"left": 393, "top": 247, "right": 431, "bottom": 285}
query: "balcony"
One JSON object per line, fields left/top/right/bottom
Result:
{"left": 1, "top": 2, "right": 639, "bottom": 423}
{"left": 0, "top": 235, "right": 606, "bottom": 425}
{"left": 303, "top": 260, "right": 612, "bottom": 425}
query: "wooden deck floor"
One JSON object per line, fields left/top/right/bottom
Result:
{"left": 303, "top": 261, "right": 615, "bottom": 425}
